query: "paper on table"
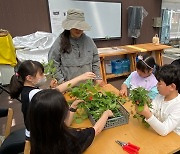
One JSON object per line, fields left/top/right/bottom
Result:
{"left": 98, "top": 47, "right": 126, "bottom": 54}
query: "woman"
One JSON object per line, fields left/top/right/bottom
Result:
{"left": 48, "top": 9, "right": 103, "bottom": 85}
{"left": 28, "top": 89, "right": 113, "bottom": 154}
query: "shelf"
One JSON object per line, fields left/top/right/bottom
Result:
{"left": 99, "top": 44, "right": 171, "bottom": 83}
{"left": 106, "top": 72, "right": 130, "bottom": 79}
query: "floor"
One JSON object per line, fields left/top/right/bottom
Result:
{"left": 0, "top": 55, "right": 175, "bottom": 135}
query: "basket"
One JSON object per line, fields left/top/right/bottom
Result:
{"left": 88, "top": 103, "right": 129, "bottom": 129}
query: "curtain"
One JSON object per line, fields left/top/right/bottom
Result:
{"left": 128, "top": 6, "right": 148, "bottom": 39}
{"left": 160, "top": 9, "right": 171, "bottom": 44}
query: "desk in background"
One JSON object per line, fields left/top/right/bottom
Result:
{"left": 98, "top": 43, "right": 172, "bottom": 83}
{"left": 69, "top": 84, "right": 180, "bottom": 154}
{"left": 126, "top": 43, "right": 172, "bottom": 66}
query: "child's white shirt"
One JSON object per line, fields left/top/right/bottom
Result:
{"left": 25, "top": 89, "right": 41, "bottom": 138}
{"left": 146, "top": 94, "right": 180, "bottom": 136}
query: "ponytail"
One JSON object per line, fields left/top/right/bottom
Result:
{"left": 9, "top": 74, "right": 23, "bottom": 99}
{"left": 9, "top": 60, "right": 44, "bottom": 99}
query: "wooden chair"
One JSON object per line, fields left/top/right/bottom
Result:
{"left": 0, "top": 108, "right": 13, "bottom": 145}
{"left": 24, "top": 140, "right": 30, "bottom": 154}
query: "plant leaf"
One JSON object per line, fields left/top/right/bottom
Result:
{"left": 138, "top": 106, "right": 144, "bottom": 112}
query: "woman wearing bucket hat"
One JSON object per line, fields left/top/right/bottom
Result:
{"left": 48, "top": 8, "right": 103, "bottom": 85}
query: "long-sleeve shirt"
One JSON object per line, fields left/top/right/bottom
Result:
{"left": 48, "top": 33, "right": 101, "bottom": 83}
{"left": 145, "top": 94, "right": 180, "bottom": 136}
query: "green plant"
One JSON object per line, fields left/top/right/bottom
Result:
{"left": 69, "top": 80, "right": 127, "bottom": 122}
{"left": 42, "top": 60, "right": 56, "bottom": 79}
{"left": 129, "top": 87, "right": 152, "bottom": 127}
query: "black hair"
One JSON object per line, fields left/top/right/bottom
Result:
{"left": 60, "top": 30, "right": 71, "bottom": 53}
{"left": 155, "top": 64, "right": 180, "bottom": 92}
{"left": 171, "top": 58, "right": 180, "bottom": 66}
{"left": 29, "top": 89, "right": 81, "bottom": 154}
{"left": 136, "top": 54, "right": 159, "bottom": 73}
{"left": 9, "top": 60, "right": 44, "bottom": 99}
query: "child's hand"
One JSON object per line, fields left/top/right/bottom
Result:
{"left": 50, "top": 79, "right": 58, "bottom": 88}
{"left": 103, "top": 110, "right": 114, "bottom": 118}
{"left": 119, "top": 89, "right": 127, "bottom": 96}
{"left": 95, "top": 79, "right": 105, "bottom": 87}
{"left": 135, "top": 104, "right": 152, "bottom": 119}
{"left": 71, "top": 100, "right": 84, "bottom": 109}
{"left": 79, "top": 72, "right": 96, "bottom": 81}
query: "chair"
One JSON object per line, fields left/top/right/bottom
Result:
{"left": 24, "top": 140, "right": 30, "bottom": 154}
{"left": 0, "top": 108, "right": 13, "bottom": 144}
{"left": 0, "top": 108, "right": 25, "bottom": 154}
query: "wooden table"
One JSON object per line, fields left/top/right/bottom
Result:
{"left": 69, "top": 84, "right": 180, "bottom": 154}
{"left": 126, "top": 43, "right": 172, "bottom": 66}
{"left": 99, "top": 43, "right": 172, "bottom": 83}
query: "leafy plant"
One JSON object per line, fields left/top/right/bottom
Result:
{"left": 129, "top": 87, "right": 152, "bottom": 127}
{"left": 42, "top": 60, "right": 56, "bottom": 79}
{"left": 69, "top": 80, "right": 127, "bottom": 122}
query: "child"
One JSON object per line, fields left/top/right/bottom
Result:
{"left": 28, "top": 89, "right": 113, "bottom": 154}
{"left": 171, "top": 58, "right": 180, "bottom": 93}
{"left": 120, "top": 54, "right": 158, "bottom": 100}
{"left": 9, "top": 60, "right": 96, "bottom": 138}
{"left": 136, "top": 64, "right": 180, "bottom": 136}
{"left": 171, "top": 58, "right": 180, "bottom": 67}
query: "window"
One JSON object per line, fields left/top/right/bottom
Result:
{"left": 170, "top": 10, "right": 180, "bottom": 38}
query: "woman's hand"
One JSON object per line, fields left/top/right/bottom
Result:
{"left": 78, "top": 72, "right": 96, "bottom": 81}
{"left": 71, "top": 100, "right": 84, "bottom": 109}
{"left": 50, "top": 79, "right": 58, "bottom": 88}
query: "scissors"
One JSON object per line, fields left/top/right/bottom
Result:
{"left": 115, "top": 140, "right": 140, "bottom": 154}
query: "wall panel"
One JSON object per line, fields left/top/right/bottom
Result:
{"left": 0, "top": 0, "right": 162, "bottom": 46}
{"left": 0, "top": 0, "right": 51, "bottom": 37}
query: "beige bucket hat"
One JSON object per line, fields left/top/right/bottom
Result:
{"left": 62, "top": 9, "right": 91, "bottom": 31}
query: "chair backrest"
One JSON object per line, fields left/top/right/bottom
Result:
{"left": 24, "top": 140, "right": 30, "bottom": 154}
{"left": 5, "top": 108, "right": 13, "bottom": 138}
{"left": 0, "top": 108, "right": 13, "bottom": 140}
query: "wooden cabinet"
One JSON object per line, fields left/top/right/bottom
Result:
{"left": 99, "top": 43, "right": 171, "bottom": 83}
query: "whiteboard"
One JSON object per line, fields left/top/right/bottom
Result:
{"left": 48, "top": 0, "right": 121, "bottom": 39}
